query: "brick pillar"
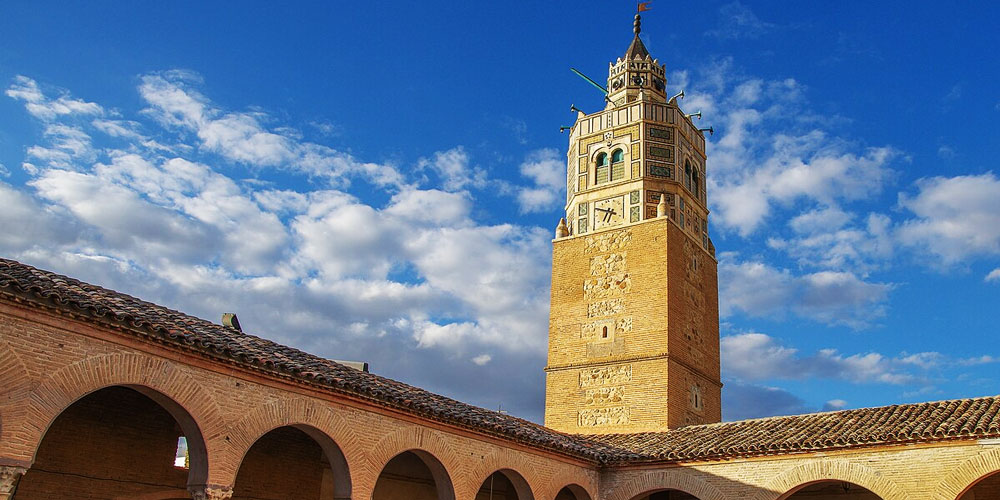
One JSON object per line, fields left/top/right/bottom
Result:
{"left": 0, "top": 466, "right": 26, "bottom": 500}
{"left": 188, "top": 485, "right": 234, "bottom": 500}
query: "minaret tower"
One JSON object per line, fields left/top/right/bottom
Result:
{"left": 544, "top": 12, "right": 721, "bottom": 434}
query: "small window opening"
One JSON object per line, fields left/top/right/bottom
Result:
{"left": 602, "top": 326, "right": 609, "bottom": 338}
{"left": 596, "top": 153, "right": 610, "bottom": 184}
{"left": 174, "top": 436, "right": 189, "bottom": 469}
{"left": 691, "top": 385, "right": 703, "bottom": 411}
{"left": 611, "top": 149, "right": 624, "bottom": 163}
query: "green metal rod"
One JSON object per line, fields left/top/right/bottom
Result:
{"left": 570, "top": 67, "right": 608, "bottom": 95}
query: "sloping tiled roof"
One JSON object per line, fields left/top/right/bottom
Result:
{"left": 589, "top": 396, "right": 1000, "bottom": 464}
{"left": 0, "top": 257, "right": 631, "bottom": 463}
{"left": 3, "top": 256, "right": 999, "bottom": 466}
{"left": 624, "top": 35, "right": 650, "bottom": 60}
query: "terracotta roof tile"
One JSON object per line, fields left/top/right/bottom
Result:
{"left": 588, "top": 396, "right": 1000, "bottom": 464}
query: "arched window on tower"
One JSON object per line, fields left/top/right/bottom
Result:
{"left": 692, "top": 168, "right": 700, "bottom": 199}
{"left": 611, "top": 148, "right": 625, "bottom": 181}
{"left": 684, "top": 160, "right": 692, "bottom": 191}
{"left": 595, "top": 153, "right": 610, "bottom": 184}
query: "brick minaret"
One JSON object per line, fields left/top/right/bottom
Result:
{"left": 544, "top": 13, "right": 721, "bottom": 434}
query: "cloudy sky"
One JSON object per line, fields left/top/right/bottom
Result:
{"left": 1, "top": 1, "right": 998, "bottom": 422}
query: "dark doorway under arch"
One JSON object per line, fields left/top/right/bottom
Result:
{"left": 555, "top": 484, "right": 592, "bottom": 500}
{"left": 372, "top": 450, "right": 455, "bottom": 500}
{"left": 957, "top": 470, "right": 1000, "bottom": 499}
{"left": 232, "top": 425, "right": 350, "bottom": 500}
{"left": 15, "top": 386, "right": 202, "bottom": 499}
{"left": 475, "top": 469, "right": 533, "bottom": 500}
{"left": 781, "top": 480, "right": 883, "bottom": 499}
{"left": 632, "top": 491, "right": 702, "bottom": 500}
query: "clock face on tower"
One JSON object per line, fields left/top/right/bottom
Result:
{"left": 593, "top": 196, "right": 626, "bottom": 230}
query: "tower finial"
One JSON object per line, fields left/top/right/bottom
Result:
{"left": 635, "top": 2, "right": 651, "bottom": 35}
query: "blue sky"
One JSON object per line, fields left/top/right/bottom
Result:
{"left": 1, "top": 1, "right": 998, "bottom": 422}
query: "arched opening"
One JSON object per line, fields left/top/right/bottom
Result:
{"left": 957, "top": 470, "right": 1000, "bottom": 499}
{"left": 611, "top": 149, "right": 625, "bottom": 181}
{"left": 232, "top": 424, "right": 350, "bottom": 500}
{"left": 779, "top": 480, "right": 883, "bottom": 499}
{"left": 632, "top": 490, "right": 704, "bottom": 500}
{"left": 373, "top": 449, "right": 455, "bottom": 500}
{"left": 14, "top": 385, "right": 206, "bottom": 500}
{"left": 684, "top": 160, "right": 692, "bottom": 191}
{"left": 692, "top": 168, "right": 700, "bottom": 198}
{"left": 475, "top": 469, "right": 533, "bottom": 500}
{"left": 596, "top": 153, "right": 610, "bottom": 184}
{"left": 555, "top": 484, "right": 592, "bottom": 500}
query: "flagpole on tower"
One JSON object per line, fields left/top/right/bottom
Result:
{"left": 636, "top": 2, "right": 651, "bottom": 35}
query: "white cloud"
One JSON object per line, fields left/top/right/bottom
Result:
{"left": 138, "top": 72, "right": 407, "bottom": 188}
{"left": 516, "top": 148, "right": 564, "bottom": 214}
{"left": 960, "top": 355, "right": 999, "bottom": 366}
{"left": 417, "top": 147, "right": 486, "bottom": 192}
{"left": 0, "top": 182, "right": 81, "bottom": 254}
{"left": 719, "top": 256, "right": 892, "bottom": 329}
{"left": 705, "top": 1, "right": 774, "bottom": 40}
{"left": 6, "top": 76, "right": 103, "bottom": 121}
{"left": 770, "top": 209, "right": 893, "bottom": 274}
{"left": 897, "top": 173, "right": 1000, "bottom": 264}
{"left": 471, "top": 354, "right": 492, "bottom": 366}
{"left": 986, "top": 269, "right": 1000, "bottom": 283}
{"left": 383, "top": 189, "right": 471, "bottom": 228}
{"left": 679, "top": 61, "right": 898, "bottom": 236}
{"left": 823, "top": 399, "right": 848, "bottom": 410}
{"left": 722, "top": 333, "right": 915, "bottom": 384}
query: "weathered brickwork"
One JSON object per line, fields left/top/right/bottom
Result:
{"left": 546, "top": 218, "right": 721, "bottom": 434}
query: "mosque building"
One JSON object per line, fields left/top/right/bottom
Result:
{"left": 2, "top": 12, "right": 1000, "bottom": 500}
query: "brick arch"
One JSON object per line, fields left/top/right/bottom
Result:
{"left": 606, "top": 469, "right": 726, "bottom": 500}
{"left": 364, "top": 425, "right": 463, "bottom": 499}
{"left": 19, "top": 352, "right": 226, "bottom": 486}
{"left": 543, "top": 475, "right": 597, "bottom": 500}
{"left": 222, "top": 397, "right": 362, "bottom": 497}
{"left": 931, "top": 447, "right": 1000, "bottom": 500}
{"left": 753, "top": 460, "right": 906, "bottom": 500}
{"left": 466, "top": 448, "right": 539, "bottom": 500}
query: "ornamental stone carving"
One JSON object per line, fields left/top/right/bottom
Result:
{"left": 585, "top": 229, "right": 632, "bottom": 254}
{"left": 588, "top": 298, "right": 625, "bottom": 317}
{"left": 585, "top": 385, "right": 625, "bottom": 405}
{"left": 579, "top": 406, "right": 630, "bottom": 426}
{"left": 590, "top": 252, "right": 627, "bottom": 276}
{"left": 583, "top": 273, "right": 632, "bottom": 299}
{"left": 0, "top": 466, "right": 26, "bottom": 500}
{"left": 580, "top": 364, "right": 632, "bottom": 387}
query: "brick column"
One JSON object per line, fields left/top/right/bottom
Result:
{"left": 188, "top": 485, "right": 234, "bottom": 500}
{"left": 0, "top": 466, "right": 26, "bottom": 500}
